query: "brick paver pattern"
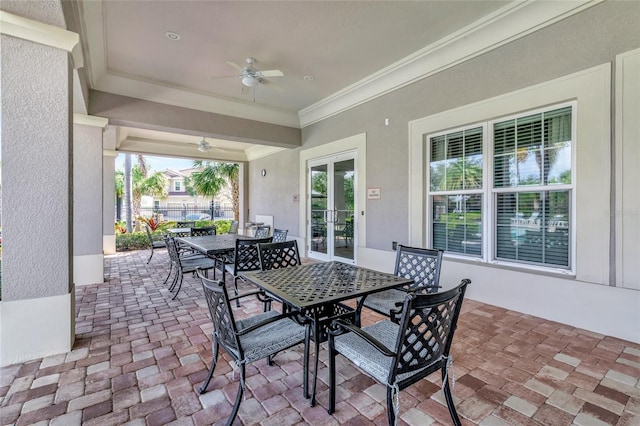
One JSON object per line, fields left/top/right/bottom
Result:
{"left": 1, "top": 249, "right": 639, "bottom": 425}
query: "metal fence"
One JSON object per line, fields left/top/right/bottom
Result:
{"left": 136, "top": 205, "right": 235, "bottom": 222}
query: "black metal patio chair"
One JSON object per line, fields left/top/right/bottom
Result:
{"left": 228, "top": 220, "right": 239, "bottom": 234}
{"left": 328, "top": 278, "right": 471, "bottom": 425}
{"left": 164, "top": 235, "right": 216, "bottom": 299}
{"left": 145, "top": 225, "right": 166, "bottom": 264}
{"left": 198, "top": 272, "right": 306, "bottom": 426}
{"left": 272, "top": 228, "right": 288, "bottom": 242}
{"left": 254, "top": 225, "right": 271, "bottom": 238}
{"left": 356, "top": 245, "right": 443, "bottom": 323}
{"left": 191, "top": 226, "right": 216, "bottom": 236}
{"left": 225, "top": 237, "right": 273, "bottom": 305}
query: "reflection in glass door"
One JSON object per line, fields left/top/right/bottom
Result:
{"left": 308, "top": 154, "right": 356, "bottom": 263}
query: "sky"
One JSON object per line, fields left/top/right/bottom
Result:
{"left": 115, "top": 154, "right": 195, "bottom": 172}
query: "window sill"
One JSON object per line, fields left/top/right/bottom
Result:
{"left": 443, "top": 253, "right": 576, "bottom": 279}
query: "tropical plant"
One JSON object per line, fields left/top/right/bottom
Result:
{"left": 212, "top": 162, "right": 240, "bottom": 221}
{"left": 187, "top": 161, "right": 240, "bottom": 221}
{"left": 131, "top": 156, "right": 167, "bottom": 231}
{"left": 138, "top": 216, "right": 167, "bottom": 232}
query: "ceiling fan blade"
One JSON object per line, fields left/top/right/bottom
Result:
{"left": 261, "top": 79, "right": 284, "bottom": 92}
{"left": 225, "top": 61, "right": 244, "bottom": 71}
{"left": 260, "top": 69, "right": 284, "bottom": 77}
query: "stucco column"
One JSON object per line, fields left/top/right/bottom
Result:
{"left": 73, "top": 115, "right": 108, "bottom": 285}
{"left": 103, "top": 126, "right": 117, "bottom": 254}
{"left": 0, "top": 9, "right": 82, "bottom": 365}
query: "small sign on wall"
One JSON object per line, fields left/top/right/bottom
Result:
{"left": 367, "top": 187, "right": 381, "bottom": 200}
{"left": 293, "top": 194, "right": 300, "bottom": 203}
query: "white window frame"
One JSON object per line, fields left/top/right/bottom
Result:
{"left": 174, "top": 180, "right": 181, "bottom": 191}
{"left": 425, "top": 102, "right": 576, "bottom": 273}
{"left": 488, "top": 102, "right": 576, "bottom": 271}
{"left": 426, "top": 123, "right": 488, "bottom": 259}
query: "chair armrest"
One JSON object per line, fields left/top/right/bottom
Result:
{"left": 228, "top": 289, "right": 266, "bottom": 302}
{"left": 329, "top": 319, "right": 396, "bottom": 358}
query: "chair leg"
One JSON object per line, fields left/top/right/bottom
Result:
{"left": 147, "top": 247, "right": 154, "bottom": 264}
{"left": 386, "top": 386, "right": 395, "bottom": 426}
{"left": 171, "top": 273, "right": 184, "bottom": 300}
{"left": 226, "top": 364, "right": 245, "bottom": 426}
{"left": 234, "top": 277, "right": 240, "bottom": 308}
{"left": 199, "top": 340, "right": 219, "bottom": 394}
{"left": 303, "top": 326, "right": 311, "bottom": 399}
{"left": 169, "top": 268, "right": 180, "bottom": 291}
{"left": 442, "top": 367, "right": 462, "bottom": 426}
{"left": 163, "top": 262, "right": 174, "bottom": 285}
{"left": 327, "top": 336, "right": 336, "bottom": 414}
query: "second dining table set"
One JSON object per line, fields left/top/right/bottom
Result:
{"left": 158, "top": 224, "right": 471, "bottom": 426}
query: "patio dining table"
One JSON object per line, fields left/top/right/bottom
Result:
{"left": 243, "top": 261, "right": 412, "bottom": 406}
{"left": 177, "top": 234, "right": 258, "bottom": 279}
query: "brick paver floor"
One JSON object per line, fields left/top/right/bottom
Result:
{"left": 1, "top": 249, "right": 639, "bottom": 425}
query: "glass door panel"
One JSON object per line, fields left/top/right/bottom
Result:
{"left": 333, "top": 159, "right": 355, "bottom": 261}
{"left": 309, "top": 164, "right": 328, "bottom": 256}
{"left": 307, "top": 154, "right": 356, "bottom": 263}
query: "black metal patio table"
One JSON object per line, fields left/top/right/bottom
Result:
{"left": 177, "top": 234, "right": 258, "bottom": 279}
{"left": 243, "top": 261, "right": 412, "bottom": 406}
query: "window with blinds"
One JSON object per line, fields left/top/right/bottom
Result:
{"left": 429, "top": 126, "right": 483, "bottom": 257}
{"left": 426, "top": 103, "right": 573, "bottom": 270}
{"left": 493, "top": 106, "right": 572, "bottom": 268}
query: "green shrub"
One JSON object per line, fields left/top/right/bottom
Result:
{"left": 115, "top": 219, "right": 234, "bottom": 252}
{"left": 116, "top": 231, "right": 149, "bottom": 251}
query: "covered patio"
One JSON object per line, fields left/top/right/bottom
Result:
{"left": 1, "top": 249, "right": 639, "bottom": 425}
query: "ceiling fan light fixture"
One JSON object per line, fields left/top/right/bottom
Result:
{"left": 242, "top": 75, "right": 259, "bottom": 87}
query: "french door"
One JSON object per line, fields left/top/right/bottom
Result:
{"left": 307, "top": 152, "right": 357, "bottom": 263}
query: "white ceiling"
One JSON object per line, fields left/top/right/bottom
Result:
{"left": 77, "top": 0, "right": 596, "bottom": 161}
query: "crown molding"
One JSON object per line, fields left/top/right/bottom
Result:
{"left": 73, "top": 113, "right": 108, "bottom": 128}
{"left": 298, "top": 0, "right": 603, "bottom": 127}
{"left": 0, "top": 10, "right": 84, "bottom": 69}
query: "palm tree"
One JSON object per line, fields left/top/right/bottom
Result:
{"left": 189, "top": 161, "right": 240, "bottom": 221}
{"left": 213, "top": 162, "right": 240, "bottom": 221}
{"left": 187, "top": 161, "right": 226, "bottom": 217}
{"left": 131, "top": 164, "right": 167, "bottom": 231}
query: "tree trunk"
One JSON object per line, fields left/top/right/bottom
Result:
{"left": 231, "top": 178, "right": 240, "bottom": 221}
{"left": 124, "top": 154, "right": 133, "bottom": 233}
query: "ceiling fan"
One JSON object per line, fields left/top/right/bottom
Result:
{"left": 213, "top": 57, "right": 284, "bottom": 92}
{"left": 198, "top": 137, "right": 212, "bottom": 152}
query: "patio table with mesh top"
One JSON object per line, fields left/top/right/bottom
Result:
{"left": 177, "top": 234, "right": 258, "bottom": 279}
{"left": 243, "top": 261, "right": 412, "bottom": 407}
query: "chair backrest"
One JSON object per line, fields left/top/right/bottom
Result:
{"left": 164, "top": 235, "right": 181, "bottom": 265}
{"left": 232, "top": 237, "right": 273, "bottom": 274}
{"left": 177, "top": 221, "right": 196, "bottom": 228}
{"left": 394, "top": 245, "right": 443, "bottom": 293}
{"left": 191, "top": 226, "right": 216, "bottom": 236}
{"left": 254, "top": 226, "right": 271, "bottom": 239}
{"left": 389, "top": 279, "right": 470, "bottom": 383}
{"left": 199, "top": 273, "right": 243, "bottom": 358}
{"left": 257, "top": 240, "right": 301, "bottom": 270}
{"left": 145, "top": 225, "right": 154, "bottom": 243}
{"left": 272, "top": 228, "right": 288, "bottom": 243}
{"left": 228, "top": 220, "right": 239, "bottom": 234}
{"left": 173, "top": 229, "right": 192, "bottom": 238}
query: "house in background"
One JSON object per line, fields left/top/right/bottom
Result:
{"left": 143, "top": 168, "right": 233, "bottom": 221}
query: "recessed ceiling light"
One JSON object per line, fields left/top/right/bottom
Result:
{"left": 304, "top": 75, "right": 315, "bottom": 81}
{"left": 165, "top": 31, "right": 181, "bottom": 41}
